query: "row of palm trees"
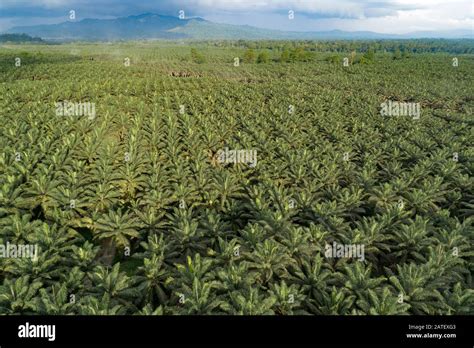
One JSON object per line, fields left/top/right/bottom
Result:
{"left": 0, "top": 47, "right": 472, "bottom": 315}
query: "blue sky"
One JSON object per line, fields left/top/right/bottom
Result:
{"left": 0, "top": 0, "right": 473, "bottom": 34}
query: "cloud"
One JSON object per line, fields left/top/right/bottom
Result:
{"left": 0, "top": 0, "right": 433, "bottom": 18}
{"left": 0, "top": 0, "right": 472, "bottom": 33}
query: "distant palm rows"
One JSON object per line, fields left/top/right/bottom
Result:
{"left": 0, "top": 42, "right": 472, "bottom": 314}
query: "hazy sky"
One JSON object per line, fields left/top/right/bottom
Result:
{"left": 0, "top": 0, "right": 473, "bottom": 34}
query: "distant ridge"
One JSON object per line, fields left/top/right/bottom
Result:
{"left": 5, "top": 13, "right": 473, "bottom": 41}
{"left": 0, "top": 33, "right": 44, "bottom": 43}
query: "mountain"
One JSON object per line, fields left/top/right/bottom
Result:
{"left": 6, "top": 13, "right": 473, "bottom": 41}
{"left": 6, "top": 13, "right": 193, "bottom": 40}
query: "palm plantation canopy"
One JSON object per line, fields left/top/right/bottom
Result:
{"left": 0, "top": 40, "right": 473, "bottom": 315}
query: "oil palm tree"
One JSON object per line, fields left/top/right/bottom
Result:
{"left": 268, "top": 280, "right": 307, "bottom": 315}
{"left": 356, "top": 287, "right": 410, "bottom": 314}
{"left": 286, "top": 254, "right": 334, "bottom": 304}
{"left": 309, "top": 286, "right": 355, "bottom": 315}
{"left": 0, "top": 276, "right": 42, "bottom": 314}
{"left": 244, "top": 239, "right": 295, "bottom": 284}
{"left": 36, "top": 283, "right": 75, "bottom": 315}
{"left": 135, "top": 254, "right": 170, "bottom": 306}
{"left": 337, "top": 262, "right": 386, "bottom": 303}
{"left": 0, "top": 213, "right": 42, "bottom": 244}
{"left": 387, "top": 262, "right": 451, "bottom": 314}
{"left": 215, "top": 262, "right": 255, "bottom": 293}
{"left": 221, "top": 287, "right": 276, "bottom": 315}
{"left": 87, "top": 263, "right": 138, "bottom": 310}
{"left": 165, "top": 208, "right": 206, "bottom": 257}
{"left": 173, "top": 277, "right": 223, "bottom": 314}
{"left": 17, "top": 165, "right": 61, "bottom": 218}
{"left": 78, "top": 293, "right": 127, "bottom": 315}
{"left": 93, "top": 208, "right": 142, "bottom": 265}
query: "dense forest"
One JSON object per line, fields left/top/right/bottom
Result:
{"left": 0, "top": 34, "right": 45, "bottom": 43}
{"left": 210, "top": 39, "right": 474, "bottom": 54}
